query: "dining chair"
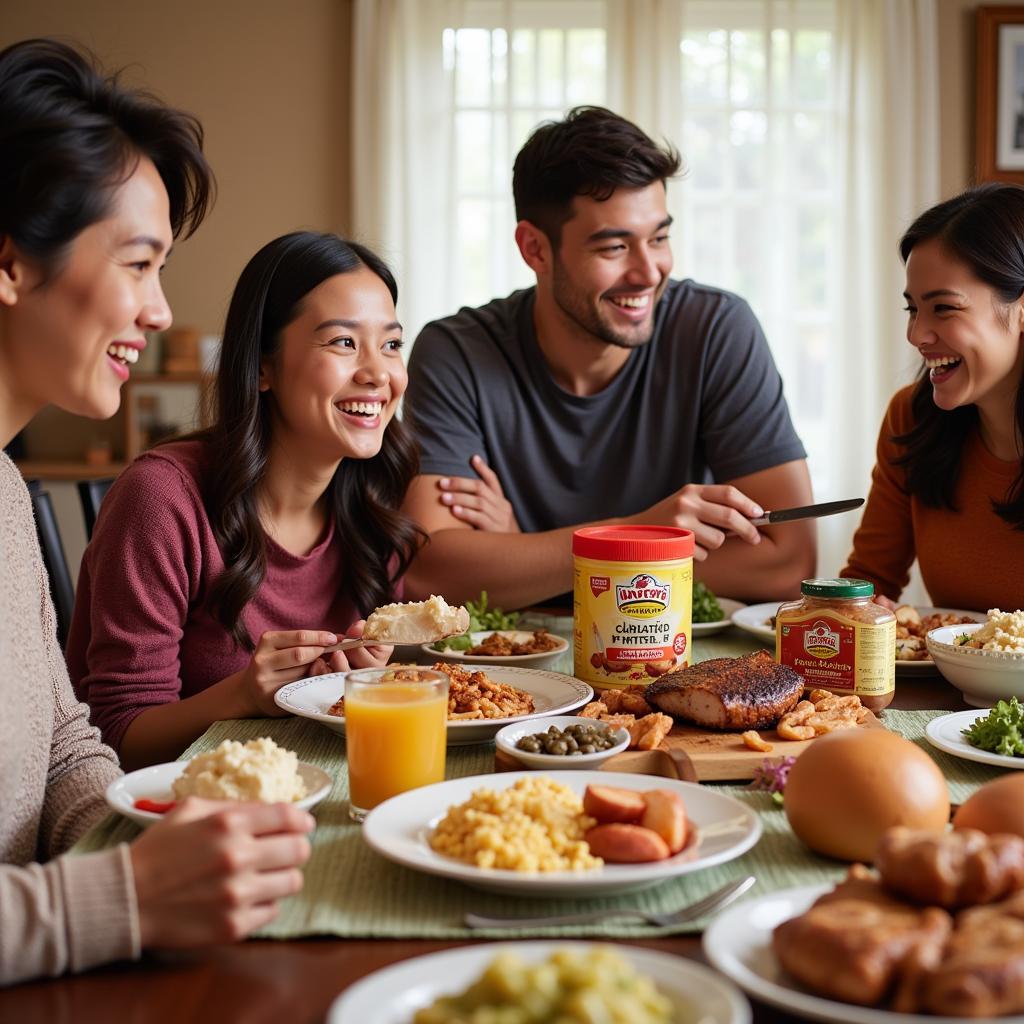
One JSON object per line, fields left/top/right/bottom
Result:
{"left": 28, "top": 482, "right": 75, "bottom": 650}
{"left": 77, "top": 477, "right": 115, "bottom": 540}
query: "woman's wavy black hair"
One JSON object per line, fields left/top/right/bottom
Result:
{"left": 0, "top": 38, "right": 213, "bottom": 274}
{"left": 199, "top": 232, "right": 425, "bottom": 649}
{"left": 894, "top": 183, "right": 1024, "bottom": 529}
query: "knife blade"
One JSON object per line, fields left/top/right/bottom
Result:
{"left": 749, "top": 497, "right": 864, "bottom": 527}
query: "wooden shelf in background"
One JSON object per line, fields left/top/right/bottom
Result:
{"left": 15, "top": 460, "right": 127, "bottom": 481}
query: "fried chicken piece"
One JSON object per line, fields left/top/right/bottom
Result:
{"left": 618, "top": 689, "right": 654, "bottom": 716}
{"left": 578, "top": 701, "right": 608, "bottom": 719}
{"left": 919, "top": 890, "right": 1024, "bottom": 1017}
{"left": 627, "top": 712, "right": 673, "bottom": 750}
{"left": 876, "top": 826, "right": 1024, "bottom": 908}
{"left": 741, "top": 729, "right": 773, "bottom": 752}
{"left": 773, "top": 866, "right": 953, "bottom": 1007}
{"left": 777, "top": 691, "right": 869, "bottom": 741}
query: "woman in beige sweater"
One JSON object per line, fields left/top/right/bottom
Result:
{"left": 0, "top": 39, "right": 313, "bottom": 985}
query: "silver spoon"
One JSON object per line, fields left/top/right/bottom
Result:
{"left": 463, "top": 874, "right": 756, "bottom": 930}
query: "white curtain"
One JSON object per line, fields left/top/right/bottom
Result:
{"left": 351, "top": 0, "right": 940, "bottom": 591}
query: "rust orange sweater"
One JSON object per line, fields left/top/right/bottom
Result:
{"left": 842, "top": 386, "right": 1024, "bottom": 611}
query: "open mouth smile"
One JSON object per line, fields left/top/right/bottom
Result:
{"left": 925, "top": 355, "right": 962, "bottom": 381}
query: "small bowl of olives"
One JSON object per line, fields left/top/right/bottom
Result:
{"left": 495, "top": 715, "right": 630, "bottom": 770}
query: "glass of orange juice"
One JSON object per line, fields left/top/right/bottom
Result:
{"left": 344, "top": 667, "right": 448, "bottom": 822}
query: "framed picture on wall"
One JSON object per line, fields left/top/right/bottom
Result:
{"left": 977, "top": 6, "right": 1024, "bottom": 183}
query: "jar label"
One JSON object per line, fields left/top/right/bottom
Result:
{"left": 574, "top": 557, "right": 692, "bottom": 690}
{"left": 776, "top": 610, "right": 895, "bottom": 696}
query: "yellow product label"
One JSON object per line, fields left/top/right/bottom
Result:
{"left": 573, "top": 555, "right": 693, "bottom": 691}
{"left": 776, "top": 610, "right": 895, "bottom": 696}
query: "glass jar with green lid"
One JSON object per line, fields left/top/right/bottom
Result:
{"left": 776, "top": 578, "right": 895, "bottom": 711}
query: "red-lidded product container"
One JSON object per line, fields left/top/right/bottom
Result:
{"left": 775, "top": 578, "right": 896, "bottom": 711}
{"left": 573, "top": 526, "right": 694, "bottom": 691}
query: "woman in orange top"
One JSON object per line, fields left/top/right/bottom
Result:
{"left": 842, "top": 184, "right": 1024, "bottom": 612}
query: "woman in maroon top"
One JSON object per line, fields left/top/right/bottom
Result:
{"left": 68, "top": 232, "right": 423, "bottom": 768}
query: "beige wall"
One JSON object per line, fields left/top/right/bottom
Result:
{"left": 0, "top": 0, "right": 353, "bottom": 333}
{"left": 938, "top": 0, "right": 1022, "bottom": 196}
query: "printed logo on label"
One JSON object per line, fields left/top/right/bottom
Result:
{"left": 803, "top": 619, "right": 841, "bottom": 659}
{"left": 616, "top": 573, "right": 670, "bottom": 618}
{"left": 590, "top": 575, "right": 610, "bottom": 598}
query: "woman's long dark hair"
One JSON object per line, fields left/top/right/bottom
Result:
{"left": 894, "top": 183, "right": 1024, "bottom": 529}
{"left": 200, "top": 232, "right": 425, "bottom": 649}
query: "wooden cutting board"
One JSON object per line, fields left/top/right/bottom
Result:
{"left": 496, "top": 712, "right": 885, "bottom": 782}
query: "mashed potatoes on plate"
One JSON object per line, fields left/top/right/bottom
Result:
{"left": 172, "top": 737, "right": 308, "bottom": 802}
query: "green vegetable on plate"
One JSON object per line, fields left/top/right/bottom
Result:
{"left": 962, "top": 697, "right": 1024, "bottom": 757}
{"left": 692, "top": 580, "right": 724, "bottom": 623}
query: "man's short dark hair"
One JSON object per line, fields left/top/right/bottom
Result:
{"left": 512, "top": 106, "right": 681, "bottom": 245}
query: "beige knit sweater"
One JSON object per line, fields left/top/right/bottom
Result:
{"left": 1, "top": 453, "right": 138, "bottom": 984}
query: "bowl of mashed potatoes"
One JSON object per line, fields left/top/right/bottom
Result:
{"left": 105, "top": 737, "right": 333, "bottom": 827}
{"left": 927, "top": 610, "right": 1024, "bottom": 708}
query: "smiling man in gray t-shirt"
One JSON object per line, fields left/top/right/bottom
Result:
{"left": 402, "top": 107, "right": 815, "bottom": 609}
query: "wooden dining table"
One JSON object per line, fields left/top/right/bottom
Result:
{"left": 0, "top": 636, "right": 972, "bottom": 1024}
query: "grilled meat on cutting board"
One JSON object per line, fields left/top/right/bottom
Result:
{"left": 644, "top": 649, "right": 803, "bottom": 730}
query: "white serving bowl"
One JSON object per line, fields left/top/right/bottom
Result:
{"left": 926, "top": 622, "right": 1024, "bottom": 707}
{"left": 494, "top": 714, "right": 629, "bottom": 769}
{"left": 424, "top": 629, "right": 569, "bottom": 671}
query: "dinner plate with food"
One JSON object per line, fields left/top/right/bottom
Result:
{"left": 361, "top": 770, "right": 760, "bottom": 898}
{"left": 105, "top": 737, "right": 333, "bottom": 827}
{"left": 706, "top": 824, "right": 1024, "bottom": 1022}
{"left": 426, "top": 628, "right": 569, "bottom": 669}
{"left": 328, "top": 940, "right": 751, "bottom": 1024}
{"left": 925, "top": 703, "right": 1024, "bottom": 769}
{"left": 893, "top": 605, "right": 985, "bottom": 673}
{"left": 704, "top": 883, "right": 996, "bottom": 1024}
{"left": 274, "top": 663, "right": 593, "bottom": 745}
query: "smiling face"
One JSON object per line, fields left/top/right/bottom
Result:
{"left": 0, "top": 156, "right": 173, "bottom": 422}
{"left": 904, "top": 238, "right": 1024, "bottom": 416}
{"left": 259, "top": 266, "right": 406, "bottom": 464}
{"left": 546, "top": 182, "right": 673, "bottom": 349}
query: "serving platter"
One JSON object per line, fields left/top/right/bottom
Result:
{"left": 693, "top": 597, "right": 747, "bottom": 638}
{"left": 105, "top": 761, "right": 333, "bottom": 827}
{"left": 361, "top": 769, "right": 761, "bottom": 897}
{"left": 925, "top": 708, "right": 1024, "bottom": 769}
{"left": 328, "top": 940, "right": 751, "bottom": 1024}
{"left": 704, "top": 884, "right": 991, "bottom": 1024}
{"left": 274, "top": 666, "right": 592, "bottom": 745}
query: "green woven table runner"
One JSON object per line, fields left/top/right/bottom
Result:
{"left": 74, "top": 708, "right": 1005, "bottom": 939}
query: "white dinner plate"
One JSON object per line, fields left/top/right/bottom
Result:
{"left": 104, "top": 760, "right": 333, "bottom": 828}
{"left": 694, "top": 597, "right": 747, "bottom": 637}
{"left": 274, "top": 666, "right": 593, "bottom": 746}
{"left": 424, "top": 629, "right": 569, "bottom": 668}
{"left": 730, "top": 601, "right": 780, "bottom": 645}
{"left": 361, "top": 769, "right": 761, "bottom": 898}
{"left": 704, "top": 884, "right": 991, "bottom": 1024}
{"left": 925, "top": 708, "right": 1024, "bottom": 769}
{"left": 329, "top": 940, "right": 751, "bottom": 1024}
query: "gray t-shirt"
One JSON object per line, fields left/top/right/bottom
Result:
{"left": 405, "top": 278, "right": 806, "bottom": 532}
